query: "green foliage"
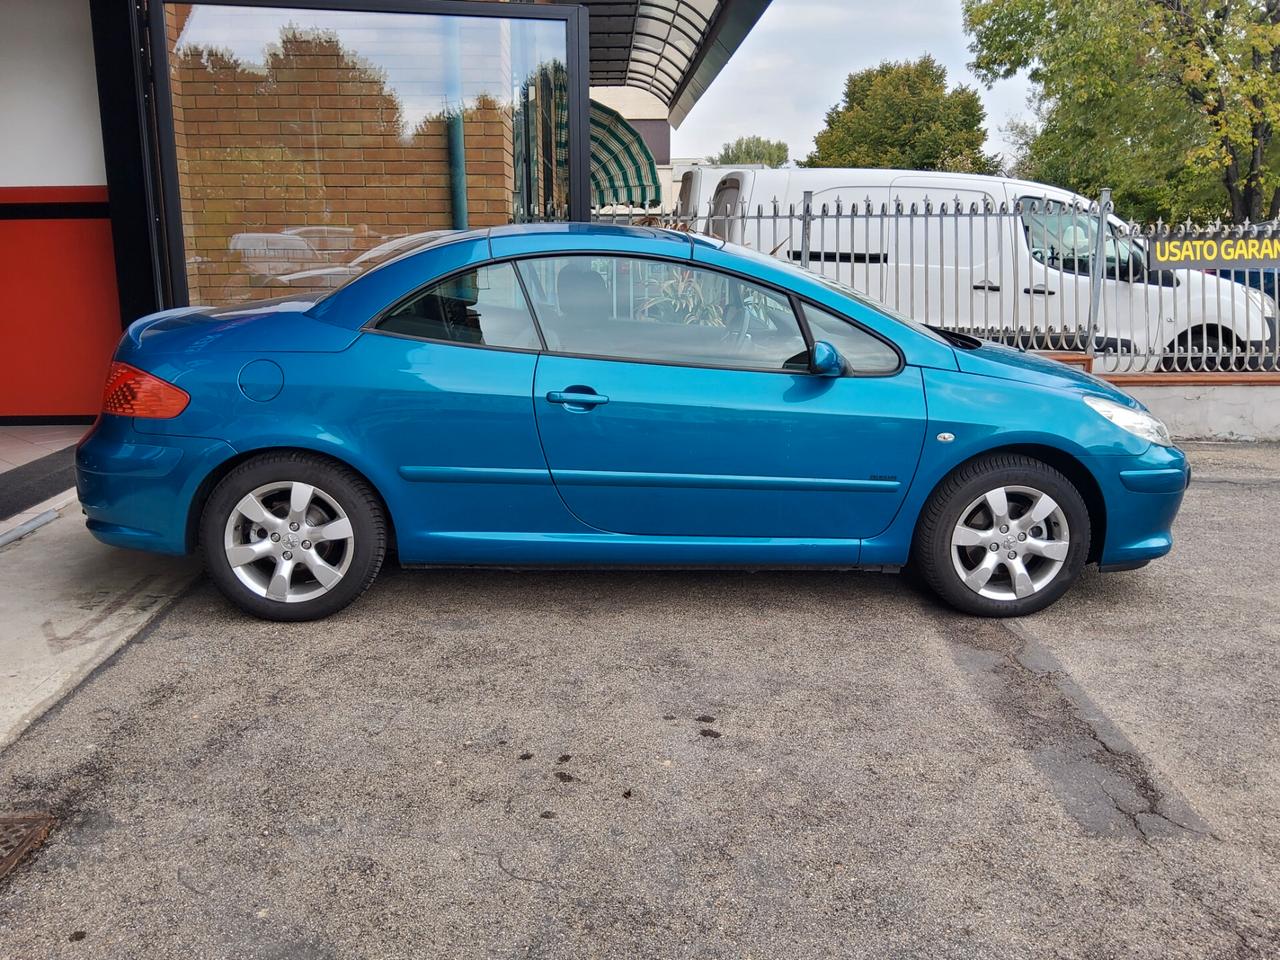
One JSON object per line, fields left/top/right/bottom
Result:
{"left": 1003, "top": 92, "right": 1224, "bottom": 223}
{"left": 802, "top": 55, "right": 1000, "bottom": 174}
{"left": 966, "top": 0, "right": 1280, "bottom": 223}
{"left": 707, "top": 135, "right": 789, "bottom": 167}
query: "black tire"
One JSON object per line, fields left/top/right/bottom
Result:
{"left": 1159, "top": 329, "right": 1241, "bottom": 372}
{"left": 200, "top": 452, "right": 386, "bottom": 621}
{"left": 912, "top": 454, "right": 1090, "bottom": 617}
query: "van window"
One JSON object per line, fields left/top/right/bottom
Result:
{"left": 677, "top": 173, "right": 695, "bottom": 217}
{"left": 1018, "top": 198, "right": 1133, "bottom": 277}
{"left": 708, "top": 178, "right": 741, "bottom": 239}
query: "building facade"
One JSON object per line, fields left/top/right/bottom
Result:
{"left": 1, "top": 0, "right": 769, "bottom": 419}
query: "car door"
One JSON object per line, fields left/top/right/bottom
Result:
{"left": 1011, "top": 195, "right": 1170, "bottom": 353}
{"left": 342, "top": 259, "right": 568, "bottom": 559}
{"left": 517, "top": 254, "right": 927, "bottom": 540}
{"left": 1102, "top": 222, "right": 1182, "bottom": 363}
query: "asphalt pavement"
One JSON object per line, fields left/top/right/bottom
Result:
{"left": 1, "top": 442, "right": 1278, "bottom": 959}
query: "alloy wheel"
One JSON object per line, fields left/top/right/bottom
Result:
{"left": 222, "top": 480, "right": 355, "bottom": 603}
{"left": 950, "top": 484, "right": 1070, "bottom": 602}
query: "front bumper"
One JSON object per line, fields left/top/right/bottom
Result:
{"left": 77, "top": 416, "right": 235, "bottom": 555}
{"left": 1088, "top": 443, "right": 1190, "bottom": 569}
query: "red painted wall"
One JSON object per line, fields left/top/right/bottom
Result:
{"left": 0, "top": 186, "right": 121, "bottom": 417}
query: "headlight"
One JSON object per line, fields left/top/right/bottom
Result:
{"left": 1246, "top": 288, "right": 1276, "bottom": 320}
{"left": 1083, "top": 395, "right": 1172, "bottom": 447}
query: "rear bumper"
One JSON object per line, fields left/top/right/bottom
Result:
{"left": 76, "top": 416, "right": 234, "bottom": 555}
{"left": 1088, "top": 444, "right": 1190, "bottom": 569}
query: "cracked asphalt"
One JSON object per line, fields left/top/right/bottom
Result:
{"left": 2, "top": 442, "right": 1279, "bottom": 959}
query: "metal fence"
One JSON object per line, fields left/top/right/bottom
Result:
{"left": 595, "top": 194, "right": 1280, "bottom": 374}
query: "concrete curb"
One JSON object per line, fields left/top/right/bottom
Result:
{"left": 0, "top": 503, "right": 201, "bottom": 751}
{"left": 0, "top": 486, "right": 78, "bottom": 546}
{"left": 0, "top": 510, "right": 59, "bottom": 548}
{"left": 0, "top": 577, "right": 198, "bottom": 753}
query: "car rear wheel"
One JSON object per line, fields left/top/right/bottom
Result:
{"left": 913, "top": 454, "right": 1090, "bottom": 617}
{"left": 200, "top": 452, "right": 386, "bottom": 621}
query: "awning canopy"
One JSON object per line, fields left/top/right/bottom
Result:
{"left": 589, "top": 100, "right": 661, "bottom": 208}
{"left": 559, "top": 0, "right": 772, "bottom": 126}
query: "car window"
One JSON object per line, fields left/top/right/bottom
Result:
{"left": 375, "top": 262, "right": 540, "bottom": 350}
{"left": 802, "top": 303, "right": 899, "bottom": 374}
{"left": 517, "top": 255, "right": 809, "bottom": 372}
{"left": 702, "top": 239, "right": 950, "bottom": 348}
{"left": 1018, "top": 198, "right": 1132, "bottom": 276}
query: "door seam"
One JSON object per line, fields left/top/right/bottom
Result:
{"left": 529, "top": 352, "right": 615, "bottom": 534}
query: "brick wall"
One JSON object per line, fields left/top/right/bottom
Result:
{"left": 165, "top": 6, "right": 527, "bottom": 304}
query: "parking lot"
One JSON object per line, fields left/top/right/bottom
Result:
{"left": 0, "top": 442, "right": 1278, "bottom": 958}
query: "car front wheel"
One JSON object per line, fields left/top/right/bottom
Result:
{"left": 913, "top": 454, "right": 1090, "bottom": 617}
{"left": 200, "top": 452, "right": 386, "bottom": 621}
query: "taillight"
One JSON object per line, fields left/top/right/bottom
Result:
{"left": 101, "top": 362, "right": 190, "bottom": 419}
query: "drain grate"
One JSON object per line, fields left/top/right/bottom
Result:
{"left": 0, "top": 812, "right": 56, "bottom": 881}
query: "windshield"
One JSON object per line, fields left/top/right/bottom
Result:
{"left": 714, "top": 239, "right": 951, "bottom": 346}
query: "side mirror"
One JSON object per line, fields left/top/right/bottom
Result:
{"left": 811, "top": 340, "right": 846, "bottom": 377}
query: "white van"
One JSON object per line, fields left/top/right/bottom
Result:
{"left": 673, "top": 165, "right": 774, "bottom": 225}
{"left": 695, "top": 168, "right": 1276, "bottom": 367}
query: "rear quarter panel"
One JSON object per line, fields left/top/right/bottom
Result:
{"left": 128, "top": 334, "right": 586, "bottom": 562}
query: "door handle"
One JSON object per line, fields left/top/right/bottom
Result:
{"left": 546, "top": 390, "right": 609, "bottom": 408}
{"left": 1023, "top": 284, "right": 1056, "bottom": 296}
{"left": 972, "top": 280, "right": 1001, "bottom": 292}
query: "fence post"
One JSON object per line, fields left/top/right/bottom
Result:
{"left": 799, "top": 190, "right": 813, "bottom": 270}
{"left": 1087, "top": 187, "right": 1112, "bottom": 357}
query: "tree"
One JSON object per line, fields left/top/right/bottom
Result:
{"left": 707, "top": 135, "right": 789, "bottom": 167}
{"left": 802, "top": 55, "right": 1000, "bottom": 174}
{"left": 965, "top": 0, "right": 1280, "bottom": 223}
{"left": 1001, "top": 89, "right": 1223, "bottom": 224}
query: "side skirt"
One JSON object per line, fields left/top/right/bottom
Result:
{"left": 401, "top": 562, "right": 904, "bottom": 573}
{"left": 397, "top": 530, "right": 866, "bottom": 567}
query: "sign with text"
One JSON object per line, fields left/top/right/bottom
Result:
{"left": 1150, "top": 233, "right": 1280, "bottom": 270}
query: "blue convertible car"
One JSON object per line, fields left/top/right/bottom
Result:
{"left": 77, "top": 224, "right": 1188, "bottom": 620}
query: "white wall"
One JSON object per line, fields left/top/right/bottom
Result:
{"left": 0, "top": 0, "right": 105, "bottom": 186}
{"left": 589, "top": 86, "right": 668, "bottom": 121}
{"left": 1128, "top": 385, "right": 1280, "bottom": 441}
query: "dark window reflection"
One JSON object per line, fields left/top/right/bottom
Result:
{"left": 377, "top": 263, "right": 541, "bottom": 350}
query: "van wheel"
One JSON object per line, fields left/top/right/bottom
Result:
{"left": 913, "top": 454, "right": 1090, "bottom": 617}
{"left": 200, "top": 452, "right": 386, "bottom": 621}
{"left": 1159, "top": 329, "right": 1239, "bottom": 372}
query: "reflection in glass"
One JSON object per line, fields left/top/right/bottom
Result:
{"left": 519, "top": 255, "right": 810, "bottom": 371}
{"left": 377, "top": 262, "right": 540, "bottom": 350}
{"left": 164, "top": 4, "right": 569, "bottom": 305}
{"left": 1019, "top": 199, "right": 1132, "bottom": 275}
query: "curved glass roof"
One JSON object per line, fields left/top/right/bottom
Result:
{"left": 568, "top": 0, "right": 771, "bottom": 126}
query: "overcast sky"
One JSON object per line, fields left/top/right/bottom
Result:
{"left": 670, "top": 0, "right": 1030, "bottom": 166}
